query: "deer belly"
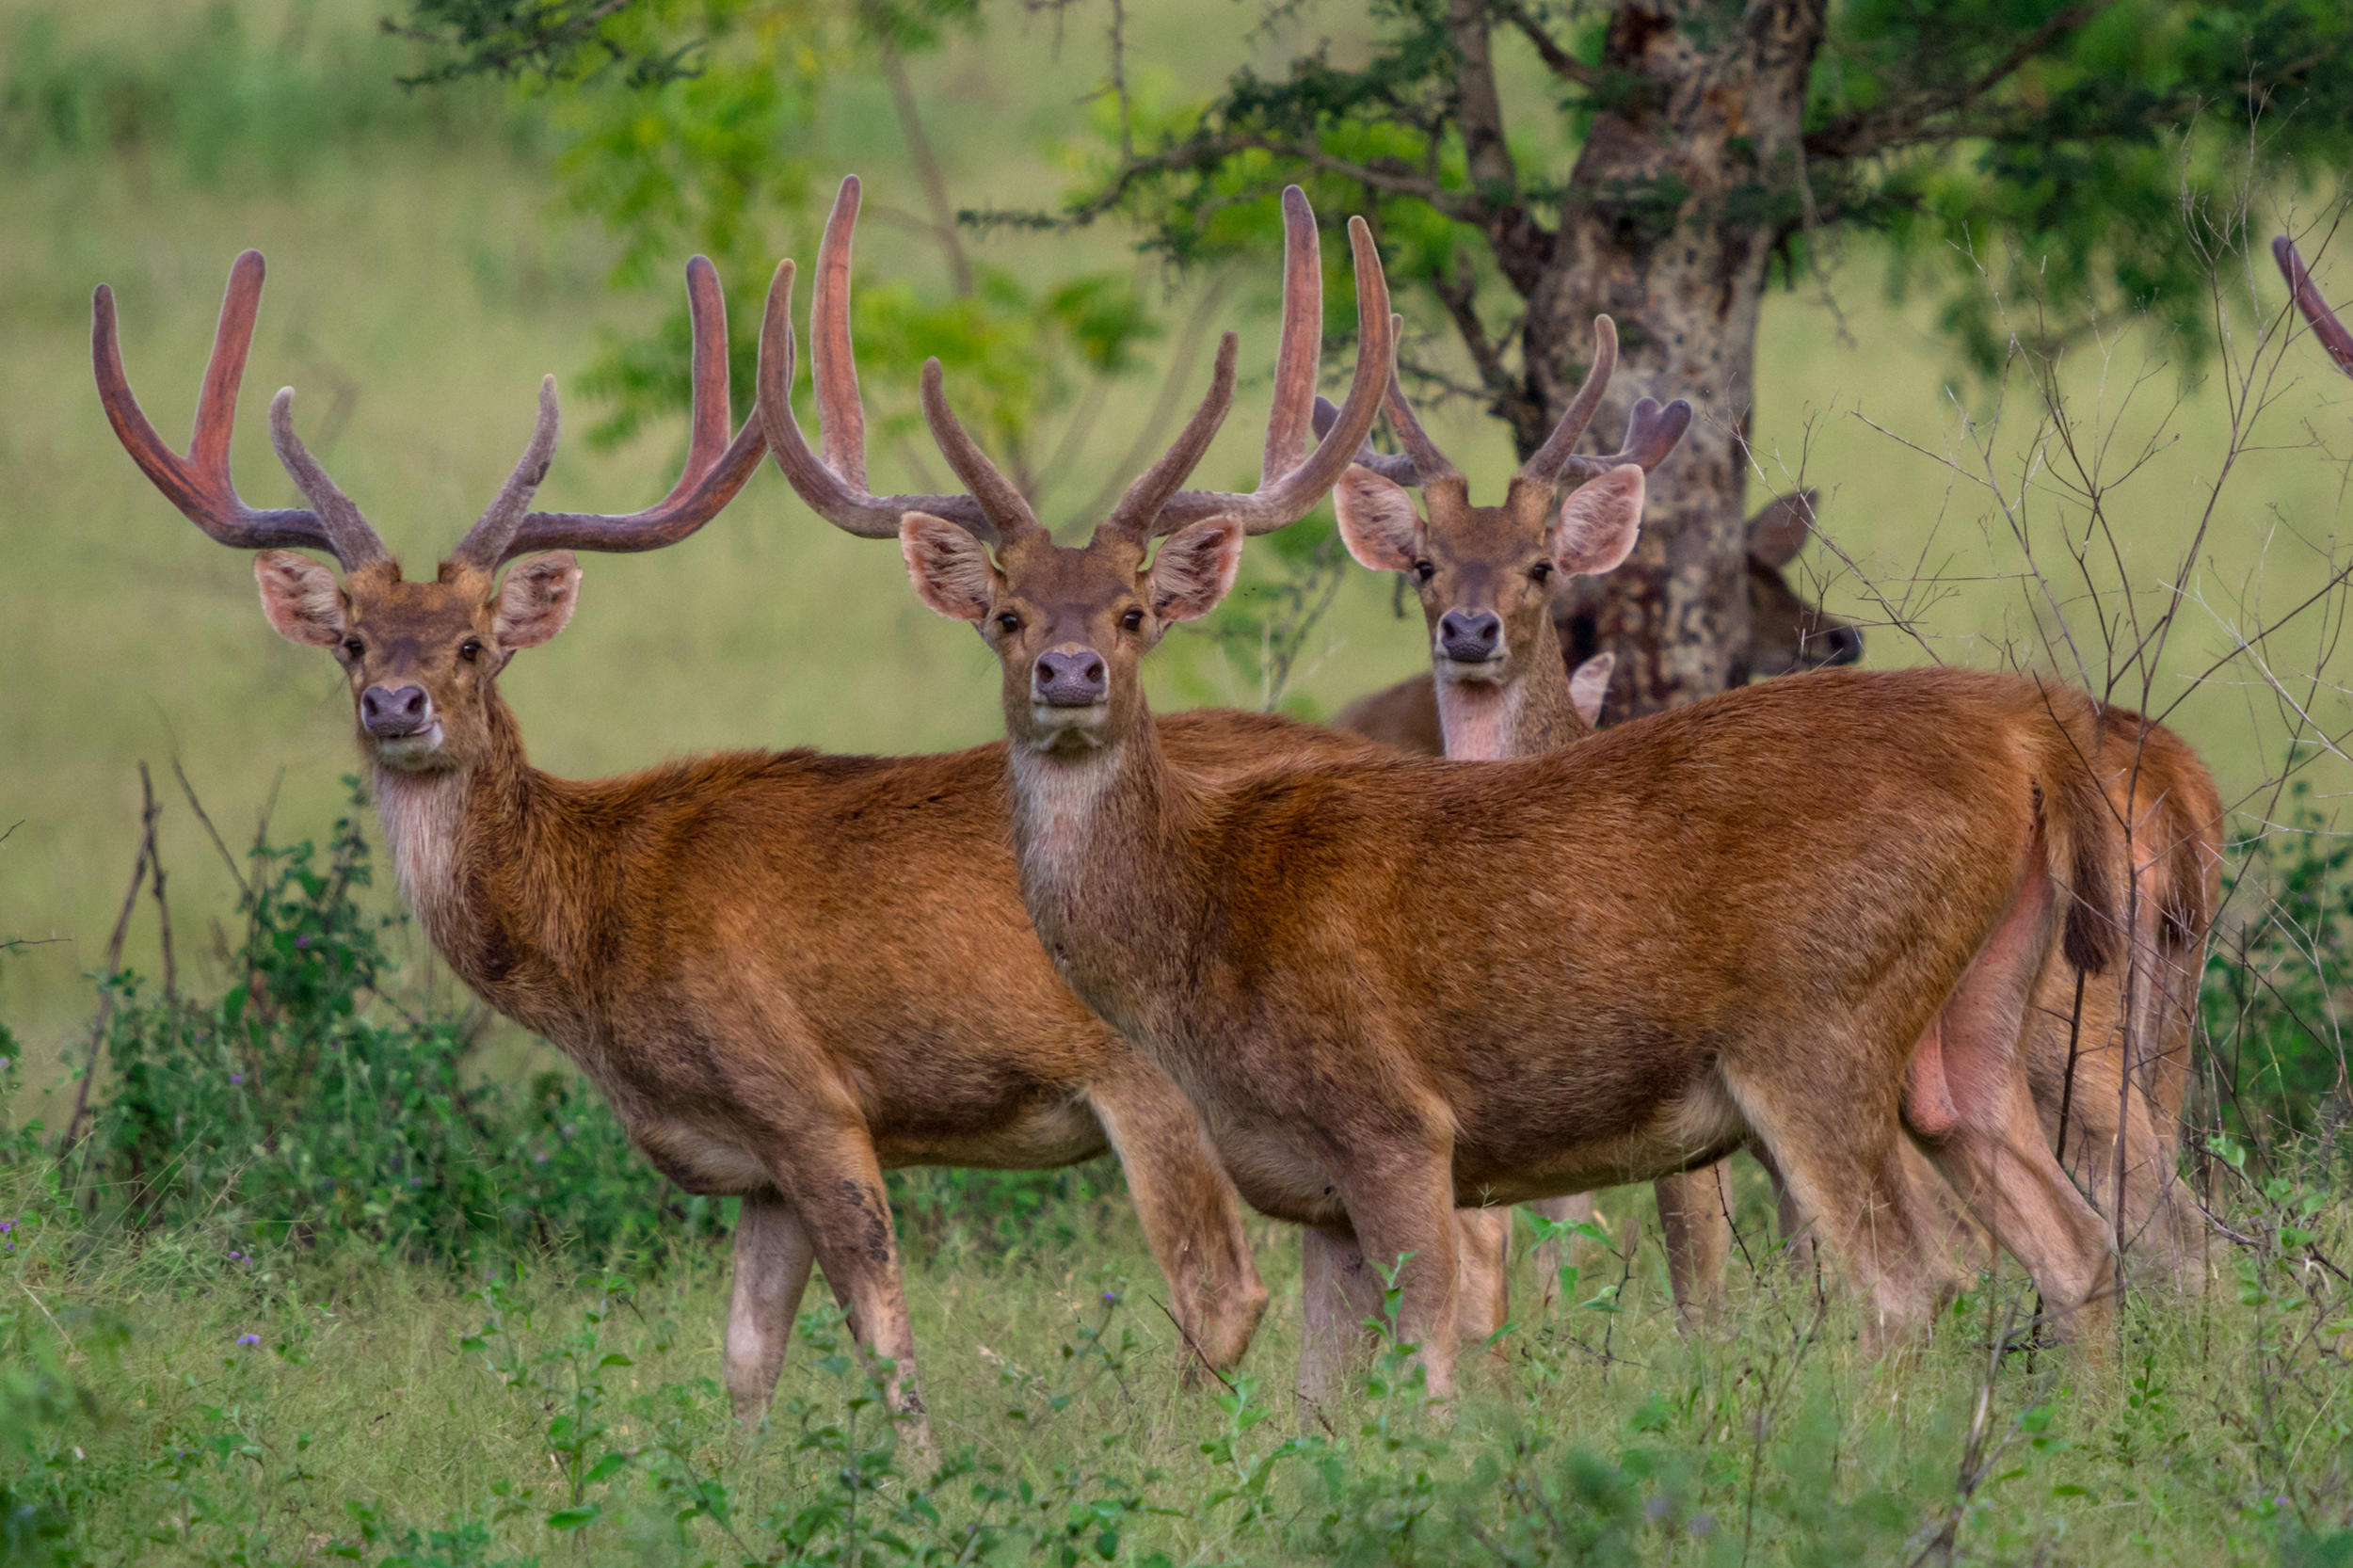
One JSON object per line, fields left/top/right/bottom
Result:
{"left": 1453, "top": 1067, "right": 1748, "bottom": 1203}
{"left": 869, "top": 1095, "right": 1110, "bottom": 1171}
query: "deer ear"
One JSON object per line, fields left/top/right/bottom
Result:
{"left": 1553, "top": 465, "right": 1643, "bottom": 577}
{"left": 494, "top": 552, "right": 583, "bottom": 649}
{"left": 1567, "top": 651, "right": 1613, "bottom": 728}
{"left": 1333, "top": 468, "right": 1424, "bottom": 573}
{"left": 1745, "top": 490, "right": 1817, "bottom": 568}
{"left": 1148, "top": 519, "right": 1244, "bottom": 623}
{"left": 255, "top": 551, "right": 345, "bottom": 647}
{"left": 900, "top": 512, "right": 1000, "bottom": 623}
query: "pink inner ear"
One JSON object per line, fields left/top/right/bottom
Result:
{"left": 898, "top": 513, "right": 997, "bottom": 623}
{"left": 1554, "top": 465, "right": 1643, "bottom": 577}
{"left": 1334, "top": 469, "right": 1423, "bottom": 573}
{"left": 1150, "top": 520, "right": 1244, "bottom": 622}
{"left": 255, "top": 552, "right": 345, "bottom": 647}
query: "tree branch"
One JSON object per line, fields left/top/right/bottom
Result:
{"left": 1803, "top": 2, "right": 2114, "bottom": 163}
{"left": 1445, "top": 0, "right": 1518, "bottom": 196}
{"left": 1489, "top": 0, "right": 1603, "bottom": 91}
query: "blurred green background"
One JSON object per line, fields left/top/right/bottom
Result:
{"left": 6, "top": 0, "right": 2352, "bottom": 1108}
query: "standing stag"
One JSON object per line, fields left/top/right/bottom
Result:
{"left": 94, "top": 249, "right": 1410, "bottom": 1455}
{"left": 1322, "top": 346, "right": 2219, "bottom": 1324}
{"left": 866, "top": 185, "right": 2142, "bottom": 1398}
{"left": 759, "top": 175, "right": 1586, "bottom": 1392}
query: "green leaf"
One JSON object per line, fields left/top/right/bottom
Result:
{"left": 547, "top": 1504, "right": 601, "bottom": 1531}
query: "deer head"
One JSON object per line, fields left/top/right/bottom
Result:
{"left": 96, "top": 250, "right": 764, "bottom": 776}
{"left": 759, "top": 181, "right": 1395, "bottom": 754}
{"left": 1311, "top": 322, "right": 1690, "bottom": 699}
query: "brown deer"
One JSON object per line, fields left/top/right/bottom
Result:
{"left": 1335, "top": 490, "right": 1862, "bottom": 757}
{"left": 853, "top": 194, "right": 2127, "bottom": 1398}
{"left": 1321, "top": 347, "right": 2220, "bottom": 1319}
{"left": 759, "top": 176, "right": 1596, "bottom": 1399}
{"left": 93, "top": 247, "right": 1410, "bottom": 1456}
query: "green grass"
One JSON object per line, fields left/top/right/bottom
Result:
{"left": 8, "top": 1144, "right": 2353, "bottom": 1566}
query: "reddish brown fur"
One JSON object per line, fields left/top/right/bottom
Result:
{"left": 913, "top": 474, "right": 2127, "bottom": 1392}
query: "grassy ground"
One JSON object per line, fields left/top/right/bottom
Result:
{"left": 8, "top": 1146, "right": 2351, "bottom": 1566}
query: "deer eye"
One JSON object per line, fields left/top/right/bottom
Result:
{"left": 1414, "top": 561, "right": 1435, "bottom": 583}
{"left": 459, "top": 638, "right": 483, "bottom": 663}
{"left": 1529, "top": 562, "right": 1554, "bottom": 584}
{"left": 1121, "top": 608, "right": 1144, "bottom": 632}
{"left": 996, "top": 613, "right": 1022, "bottom": 636}
{"left": 343, "top": 639, "right": 365, "bottom": 660}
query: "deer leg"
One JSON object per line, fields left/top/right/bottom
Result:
{"left": 1298, "top": 1225, "right": 1389, "bottom": 1412}
{"left": 1328, "top": 1154, "right": 1464, "bottom": 1402}
{"left": 1748, "top": 1143, "right": 1818, "bottom": 1271}
{"left": 1526, "top": 1193, "right": 1594, "bottom": 1312}
{"left": 1656, "top": 1163, "right": 1732, "bottom": 1330}
{"left": 1907, "top": 875, "right": 2119, "bottom": 1345}
{"left": 1085, "top": 1062, "right": 1269, "bottom": 1383}
{"left": 762, "top": 1131, "right": 935, "bottom": 1469}
{"left": 1726, "top": 1063, "right": 1937, "bottom": 1351}
{"left": 1456, "top": 1207, "right": 1513, "bottom": 1361}
{"left": 1298, "top": 1207, "right": 1507, "bottom": 1411}
{"left": 726, "top": 1191, "right": 816, "bottom": 1426}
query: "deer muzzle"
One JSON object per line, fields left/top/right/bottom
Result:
{"left": 361, "top": 682, "right": 438, "bottom": 742}
{"left": 1033, "top": 647, "right": 1109, "bottom": 709}
{"left": 1435, "top": 609, "right": 1505, "bottom": 671}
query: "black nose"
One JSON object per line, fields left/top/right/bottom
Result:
{"left": 1436, "top": 609, "right": 1503, "bottom": 663}
{"left": 1821, "top": 624, "right": 1865, "bottom": 666}
{"left": 361, "top": 683, "right": 433, "bottom": 738}
{"left": 1033, "top": 648, "right": 1109, "bottom": 707}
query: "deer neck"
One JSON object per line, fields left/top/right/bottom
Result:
{"left": 1005, "top": 713, "right": 1203, "bottom": 1036}
{"left": 367, "top": 693, "right": 543, "bottom": 996}
{"left": 1437, "top": 618, "right": 1581, "bottom": 761}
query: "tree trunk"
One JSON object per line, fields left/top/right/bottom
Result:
{"left": 1495, "top": 2, "right": 1829, "bottom": 719}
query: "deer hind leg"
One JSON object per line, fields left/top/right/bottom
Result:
{"left": 762, "top": 1128, "right": 935, "bottom": 1469}
{"left": 1526, "top": 1193, "right": 1593, "bottom": 1313}
{"left": 1908, "top": 874, "right": 2118, "bottom": 1346}
{"left": 726, "top": 1192, "right": 817, "bottom": 1426}
{"left": 1085, "top": 1060, "right": 1269, "bottom": 1384}
{"left": 1656, "top": 1164, "right": 1733, "bottom": 1330}
{"left": 1727, "top": 1062, "right": 1939, "bottom": 1352}
{"left": 1298, "top": 1206, "right": 1504, "bottom": 1412}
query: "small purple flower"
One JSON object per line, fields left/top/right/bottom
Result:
{"left": 230, "top": 1074, "right": 244, "bottom": 1086}
{"left": 409, "top": 1176, "right": 422, "bottom": 1187}
{"left": 228, "top": 1250, "right": 243, "bottom": 1261}
{"left": 235, "top": 1334, "right": 261, "bottom": 1347}
{"left": 0, "top": 1220, "right": 15, "bottom": 1234}
{"left": 296, "top": 936, "right": 310, "bottom": 949}
{"left": 534, "top": 1153, "right": 549, "bottom": 1164}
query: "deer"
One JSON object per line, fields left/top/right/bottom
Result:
{"left": 1317, "top": 344, "right": 2221, "bottom": 1332}
{"left": 762, "top": 174, "right": 1609, "bottom": 1393}
{"left": 792, "top": 185, "right": 2130, "bottom": 1400}
{"left": 1334, "top": 489, "right": 1862, "bottom": 757}
{"left": 93, "top": 246, "right": 1425, "bottom": 1459}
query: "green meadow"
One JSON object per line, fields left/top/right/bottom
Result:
{"left": 8, "top": 2, "right": 2353, "bottom": 1561}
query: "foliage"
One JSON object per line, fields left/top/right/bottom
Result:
{"left": 1058, "top": 0, "right": 2353, "bottom": 379}
{"left": 2201, "top": 777, "right": 2353, "bottom": 1141}
{"left": 73, "top": 782, "right": 728, "bottom": 1272}
{"left": 0, "top": 1, "right": 528, "bottom": 184}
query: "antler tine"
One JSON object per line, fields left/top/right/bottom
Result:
{"left": 450, "top": 376, "right": 561, "bottom": 568}
{"left": 758, "top": 255, "right": 1000, "bottom": 543}
{"left": 1309, "top": 393, "right": 1418, "bottom": 485}
{"left": 1547, "top": 396, "right": 1695, "bottom": 486}
{"left": 1151, "top": 210, "right": 1397, "bottom": 536}
{"left": 1099, "top": 335, "right": 1241, "bottom": 543}
{"left": 2276, "top": 235, "right": 2353, "bottom": 378}
{"left": 814, "top": 176, "right": 870, "bottom": 488}
{"left": 495, "top": 254, "right": 770, "bottom": 565}
{"left": 1517, "top": 315, "right": 1619, "bottom": 486}
{"left": 94, "top": 250, "right": 389, "bottom": 569}
{"left": 267, "top": 388, "right": 390, "bottom": 568}
{"left": 1260, "top": 186, "right": 1322, "bottom": 483}
{"left": 919, "top": 360, "right": 1043, "bottom": 543}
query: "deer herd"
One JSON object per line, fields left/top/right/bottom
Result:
{"left": 97, "top": 178, "right": 2352, "bottom": 1453}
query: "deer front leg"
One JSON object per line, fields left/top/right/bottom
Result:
{"left": 762, "top": 1129, "right": 935, "bottom": 1470}
{"left": 1655, "top": 1164, "right": 1732, "bottom": 1330}
{"left": 1299, "top": 1206, "right": 1511, "bottom": 1413}
{"left": 1085, "top": 1059, "right": 1269, "bottom": 1382}
{"left": 1328, "top": 1151, "right": 1464, "bottom": 1403}
{"left": 1526, "top": 1193, "right": 1593, "bottom": 1313}
{"left": 726, "top": 1191, "right": 816, "bottom": 1425}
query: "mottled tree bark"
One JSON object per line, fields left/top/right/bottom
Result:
{"left": 1471, "top": 2, "right": 1830, "bottom": 718}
